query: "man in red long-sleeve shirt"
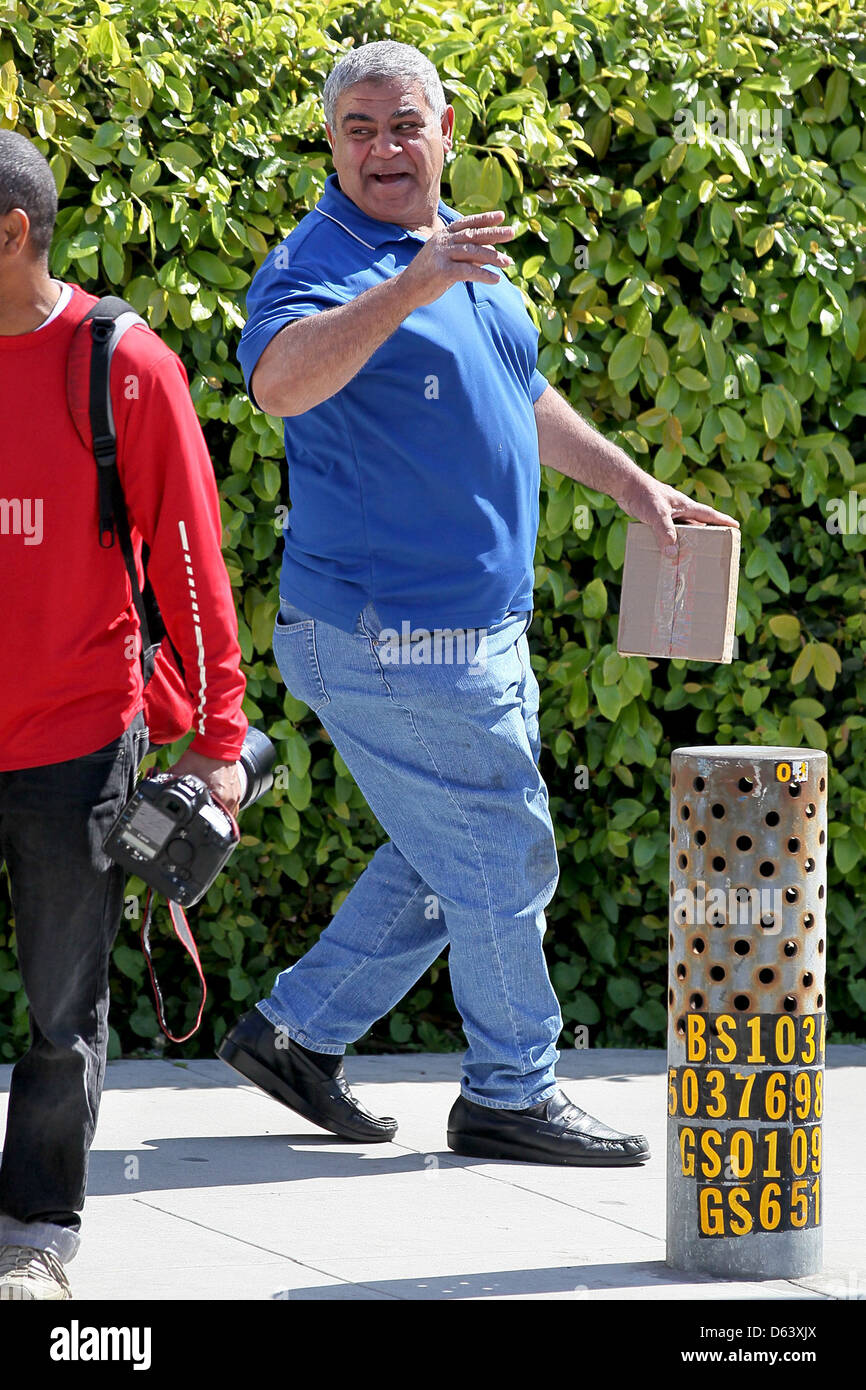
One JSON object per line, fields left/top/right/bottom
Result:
{"left": 0, "top": 130, "right": 248, "bottom": 1299}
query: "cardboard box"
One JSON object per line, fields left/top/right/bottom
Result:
{"left": 616, "top": 522, "right": 740, "bottom": 663}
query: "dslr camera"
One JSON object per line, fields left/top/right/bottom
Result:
{"left": 104, "top": 728, "right": 276, "bottom": 906}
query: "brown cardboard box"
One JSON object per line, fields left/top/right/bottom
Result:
{"left": 616, "top": 522, "right": 740, "bottom": 663}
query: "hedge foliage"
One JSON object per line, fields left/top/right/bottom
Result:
{"left": 1, "top": 0, "right": 865, "bottom": 1059}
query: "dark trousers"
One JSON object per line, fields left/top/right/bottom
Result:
{"left": 0, "top": 714, "right": 146, "bottom": 1255}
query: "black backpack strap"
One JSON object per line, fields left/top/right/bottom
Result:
{"left": 76, "top": 297, "right": 144, "bottom": 548}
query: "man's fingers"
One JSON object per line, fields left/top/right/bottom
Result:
{"left": 448, "top": 244, "right": 512, "bottom": 266}
{"left": 667, "top": 494, "right": 740, "bottom": 527}
{"left": 448, "top": 210, "right": 506, "bottom": 230}
{"left": 447, "top": 215, "right": 515, "bottom": 243}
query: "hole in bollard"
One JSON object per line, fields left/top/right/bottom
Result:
{"left": 738, "top": 777, "right": 754, "bottom": 793}
{"left": 789, "top": 783, "right": 801, "bottom": 798}
{"left": 802, "top": 972, "right": 814, "bottom": 987}
{"left": 785, "top": 886, "right": 800, "bottom": 903}
{"left": 672, "top": 772, "right": 677, "bottom": 788}
{"left": 676, "top": 1016, "right": 686, "bottom": 1036}
{"left": 689, "top": 992, "right": 704, "bottom": 1009}
{"left": 803, "top": 912, "right": 815, "bottom": 928}
{"left": 758, "top": 967, "right": 775, "bottom": 984}
{"left": 710, "top": 965, "right": 726, "bottom": 982}
{"left": 712, "top": 855, "right": 726, "bottom": 872}
{"left": 782, "top": 995, "right": 797, "bottom": 1012}
{"left": 678, "top": 853, "right": 688, "bottom": 869}
{"left": 819, "top": 829, "right": 825, "bottom": 844}
{"left": 783, "top": 940, "right": 799, "bottom": 957}
{"left": 670, "top": 827, "right": 675, "bottom": 843}
{"left": 676, "top": 963, "right": 687, "bottom": 980}
{"left": 669, "top": 988, "right": 674, "bottom": 1006}
{"left": 759, "top": 861, "right": 776, "bottom": 877}
{"left": 760, "top": 914, "right": 777, "bottom": 930}
{"left": 766, "top": 810, "right": 780, "bottom": 826}
{"left": 805, "top": 857, "right": 815, "bottom": 872}
{"left": 670, "top": 879, "right": 675, "bottom": 895}
{"left": 817, "top": 993, "right": 824, "bottom": 1007}
{"left": 691, "top": 937, "right": 706, "bottom": 954}
{"left": 677, "top": 907, "right": 688, "bottom": 923}
{"left": 736, "top": 835, "right": 753, "bottom": 851}
{"left": 711, "top": 803, "right": 726, "bottom": 818}
{"left": 681, "top": 804, "right": 691, "bottom": 821}
{"left": 805, "top": 803, "right": 816, "bottom": 818}
{"left": 693, "top": 776, "right": 706, "bottom": 790}
{"left": 818, "top": 939, "right": 825, "bottom": 954}
{"left": 733, "top": 940, "right": 750, "bottom": 956}
{"left": 695, "top": 829, "right": 707, "bottom": 846}
{"left": 819, "top": 776, "right": 825, "bottom": 791}
{"left": 733, "top": 994, "right": 751, "bottom": 1010}
{"left": 787, "top": 837, "right": 800, "bottom": 852}
{"left": 818, "top": 884, "right": 825, "bottom": 899}
{"left": 669, "top": 932, "right": 674, "bottom": 949}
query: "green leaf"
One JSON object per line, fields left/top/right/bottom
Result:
{"left": 607, "top": 976, "right": 641, "bottom": 1009}
{"left": 791, "top": 645, "right": 815, "bottom": 685}
{"left": 769, "top": 615, "right": 800, "bottom": 641}
{"left": 187, "top": 249, "right": 234, "bottom": 286}
{"left": 630, "top": 1000, "right": 667, "bottom": 1033}
{"left": 583, "top": 578, "right": 607, "bottom": 619}
{"left": 811, "top": 642, "right": 841, "bottom": 691}
{"left": 568, "top": 991, "right": 601, "bottom": 1026}
{"left": 762, "top": 387, "right": 787, "bottom": 439}
{"left": 608, "top": 334, "right": 643, "bottom": 381}
{"left": 675, "top": 367, "right": 709, "bottom": 391}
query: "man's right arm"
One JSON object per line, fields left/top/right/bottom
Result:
{"left": 251, "top": 210, "right": 516, "bottom": 418}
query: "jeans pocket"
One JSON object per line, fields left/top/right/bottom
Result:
{"left": 273, "top": 602, "right": 330, "bottom": 713}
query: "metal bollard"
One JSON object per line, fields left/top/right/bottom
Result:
{"left": 666, "top": 745, "right": 827, "bottom": 1277}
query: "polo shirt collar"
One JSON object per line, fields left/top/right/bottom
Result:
{"left": 316, "top": 172, "right": 458, "bottom": 249}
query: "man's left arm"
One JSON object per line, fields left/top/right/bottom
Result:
{"left": 533, "top": 384, "right": 739, "bottom": 554}
{"left": 116, "top": 346, "right": 248, "bottom": 817}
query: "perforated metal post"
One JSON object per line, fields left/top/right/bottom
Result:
{"left": 666, "top": 745, "right": 827, "bottom": 1277}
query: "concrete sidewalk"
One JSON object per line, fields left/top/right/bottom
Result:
{"left": 1, "top": 1047, "right": 864, "bottom": 1301}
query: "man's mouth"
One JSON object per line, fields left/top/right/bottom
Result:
{"left": 370, "top": 172, "right": 411, "bottom": 185}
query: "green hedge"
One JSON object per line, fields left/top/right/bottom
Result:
{"left": 1, "top": 0, "right": 865, "bottom": 1059}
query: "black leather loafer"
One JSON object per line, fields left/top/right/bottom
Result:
{"left": 447, "top": 1089, "right": 650, "bottom": 1166}
{"left": 218, "top": 1008, "right": 397, "bottom": 1142}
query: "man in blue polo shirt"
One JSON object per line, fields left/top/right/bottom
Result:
{"left": 221, "top": 40, "right": 738, "bottom": 1164}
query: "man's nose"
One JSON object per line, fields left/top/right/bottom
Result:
{"left": 369, "top": 131, "right": 403, "bottom": 158}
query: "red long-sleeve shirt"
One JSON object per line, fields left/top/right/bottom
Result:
{"left": 0, "top": 283, "right": 247, "bottom": 770}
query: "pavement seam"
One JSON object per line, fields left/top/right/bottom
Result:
{"left": 386, "top": 1139, "right": 670, "bottom": 1245}
{"left": 129, "top": 1196, "right": 404, "bottom": 1300}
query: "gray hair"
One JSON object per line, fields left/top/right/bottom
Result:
{"left": 323, "top": 40, "right": 447, "bottom": 129}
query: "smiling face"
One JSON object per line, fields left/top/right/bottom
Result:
{"left": 326, "top": 78, "right": 454, "bottom": 231}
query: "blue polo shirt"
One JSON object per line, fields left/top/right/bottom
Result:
{"left": 237, "top": 173, "right": 548, "bottom": 634}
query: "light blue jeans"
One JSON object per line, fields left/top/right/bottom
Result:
{"left": 261, "top": 598, "right": 562, "bottom": 1109}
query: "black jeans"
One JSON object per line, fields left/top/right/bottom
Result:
{"left": 0, "top": 714, "right": 147, "bottom": 1258}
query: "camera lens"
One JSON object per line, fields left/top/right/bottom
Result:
{"left": 238, "top": 728, "right": 276, "bottom": 811}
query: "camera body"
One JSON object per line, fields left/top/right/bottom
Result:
{"left": 104, "top": 728, "right": 275, "bottom": 907}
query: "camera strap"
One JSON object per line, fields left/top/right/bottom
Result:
{"left": 140, "top": 891, "right": 207, "bottom": 1044}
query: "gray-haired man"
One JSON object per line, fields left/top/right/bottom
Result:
{"left": 221, "top": 41, "right": 739, "bottom": 1164}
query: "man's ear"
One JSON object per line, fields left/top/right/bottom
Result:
{"left": 440, "top": 105, "right": 456, "bottom": 155}
{"left": 0, "top": 208, "right": 31, "bottom": 260}
{"left": 324, "top": 122, "right": 335, "bottom": 152}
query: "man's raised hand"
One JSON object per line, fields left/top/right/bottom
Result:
{"left": 399, "top": 210, "right": 516, "bottom": 308}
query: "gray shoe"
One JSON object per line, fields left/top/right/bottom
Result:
{"left": 0, "top": 1245, "right": 71, "bottom": 1300}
